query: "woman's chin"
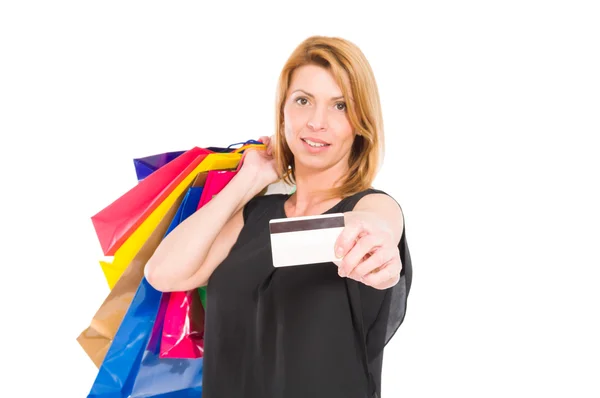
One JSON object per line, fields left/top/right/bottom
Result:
{"left": 294, "top": 157, "right": 332, "bottom": 173}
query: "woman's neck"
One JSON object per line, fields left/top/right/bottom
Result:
{"left": 286, "top": 161, "right": 348, "bottom": 216}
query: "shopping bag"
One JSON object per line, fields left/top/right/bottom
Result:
{"left": 157, "top": 287, "right": 206, "bottom": 359}
{"left": 134, "top": 150, "right": 186, "bottom": 182}
{"left": 87, "top": 277, "right": 163, "bottom": 398}
{"left": 87, "top": 174, "right": 207, "bottom": 397}
{"left": 77, "top": 189, "right": 186, "bottom": 368}
{"left": 146, "top": 174, "right": 206, "bottom": 356}
{"left": 99, "top": 152, "right": 244, "bottom": 288}
{"left": 89, "top": 280, "right": 205, "bottom": 398}
{"left": 197, "top": 169, "right": 238, "bottom": 208}
{"left": 196, "top": 169, "right": 238, "bottom": 309}
{"left": 98, "top": 260, "right": 122, "bottom": 291}
{"left": 129, "top": 348, "right": 204, "bottom": 397}
{"left": 92, "top": 146, "right": 211, "bottom": 256}
{"left": 131, "top": 140, "right": 262, "bottom": 194}
{"left": 132, "top": 283, "right": 205, "bottom": 396}
{"left": 198, "top": 286, "right": 207, "bottom": 312}
{"left": 95, "top": 166, "right": 200, "bottom": 290}
{"left": 88, "top": 179, "right": 212, "bottom": 396}
{"left": 132, "top": 141, "right": 262, "bottom": 184}
{"left": 159, "top": 169, "right": 237, "bottom": 359}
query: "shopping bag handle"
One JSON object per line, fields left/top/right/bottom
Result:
{"left": 228, "top": 140, "right": 263, "bottom": 151}
{"left": 232, "top": 144, "right": 263, "bottom": 153}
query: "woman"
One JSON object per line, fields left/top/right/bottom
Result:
{"left": 145, "top": 35, "right": 412, "bottom": 398}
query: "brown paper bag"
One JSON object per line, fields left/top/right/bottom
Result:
{"left": 76, "top": 174, "right": 200, "bottom": 367}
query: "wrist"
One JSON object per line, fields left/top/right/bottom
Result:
{"left": 237, "top": 166, "right": 268, "bottom": 191}
{"left": 235, "top": 167, "right": 269, "bottom": 201}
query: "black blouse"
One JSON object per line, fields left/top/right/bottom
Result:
{"left": 203, "top": 188, "right": 412, "bottom": 398}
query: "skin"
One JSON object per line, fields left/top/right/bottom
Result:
{"left": 259, "top": 64, "right": 404, "bottom": 290}
{"left": 283, "top": 63, "right": 356, "bottom": 206}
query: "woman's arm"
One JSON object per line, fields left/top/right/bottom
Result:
{"left": 335, "top": 193, "right": 405, "bottom": 290}
{"left": 144, "top": 165, "right": 266, "bottom": 292}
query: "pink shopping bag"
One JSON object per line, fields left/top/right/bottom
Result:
{"left": 159, "top": 169, "right": 238, "bottom": 358}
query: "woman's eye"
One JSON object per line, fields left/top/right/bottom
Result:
{"left": 336, "top": 102, "right": 347, "bottom": 111}
{"left": 296, "top": 97, "right": 308, "bottom": 106}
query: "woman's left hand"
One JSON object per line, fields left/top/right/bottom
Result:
{"left": 334, "top": 211, "right": 402, "bottom": 290}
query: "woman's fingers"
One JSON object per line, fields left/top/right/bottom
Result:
{"left": 257, "top": 136, "right": 273, "bottom": 155}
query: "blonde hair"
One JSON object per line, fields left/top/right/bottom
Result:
{"left": 274, "top": 35, "right": 385, "bottom": 199}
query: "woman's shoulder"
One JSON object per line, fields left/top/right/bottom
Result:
{"left": 348, "top": 187, "right": 397, "bottom": 200}
{"left": 339, "top": 187, "right": 399, "bottom": 212}
{"left": 243, "top": 193, "right": 287, "bottom": 223}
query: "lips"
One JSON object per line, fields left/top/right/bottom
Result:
{"left": 301, "top": 137, "right": 331, "bottom": 147}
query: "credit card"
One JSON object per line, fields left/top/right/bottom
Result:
{"left": 269, "top": 213, "right": 345, "bottom": 267}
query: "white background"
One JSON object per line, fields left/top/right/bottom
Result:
{"left": 1, "top": 1, "right": 599, "bottom": 397}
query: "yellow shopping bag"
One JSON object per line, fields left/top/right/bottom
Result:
{"left": 77, "top": 188, "right": 187, "bottom": 367}
{"left": 99, "top": 152, "right": 243, "bottom": 288}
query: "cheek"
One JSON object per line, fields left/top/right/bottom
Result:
{"left": 285, "top": 107, "right": 306, "bottom": 129}
{"left": 331, "top": 115, "right": 354, "bottom": 142}
{"left": 284, "top": 108, "right": 309, "bottom": 142}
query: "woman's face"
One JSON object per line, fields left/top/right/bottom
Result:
{"left": 282, "top": 64, "right": 356, "bottom": 173}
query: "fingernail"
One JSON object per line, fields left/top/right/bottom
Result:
{"left": 335, "top": 247, "right": 343, "bottom": 258}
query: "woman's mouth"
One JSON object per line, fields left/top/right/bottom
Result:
{"left": 301, "top": 138, "right": 331, "bottom": 153}
{"left": 301, "top": 138, "right": 330, "bottom": 148}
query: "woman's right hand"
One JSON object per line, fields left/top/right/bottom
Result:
{"left": 238, "top": 135, "right": 280, "bottom": 188}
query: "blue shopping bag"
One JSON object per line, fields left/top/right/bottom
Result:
{"left": 129, "top": 350, "right": 203, "bottom": 397}
{"left": 87, "top": 277, "right": 162, "bottom": 398}
{"left": 88, "top": 183, "right": 205, "bottom": 398}
{"left": 134, "top": 150, "right": 186, "bottom": 181}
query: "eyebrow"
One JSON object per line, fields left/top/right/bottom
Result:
{"left": 291, "top": 89, "right": 348, "bottom": 101}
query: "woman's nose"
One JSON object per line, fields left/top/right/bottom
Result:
{"left": 307, "top": 106, "right": 328, "bottom": 131}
